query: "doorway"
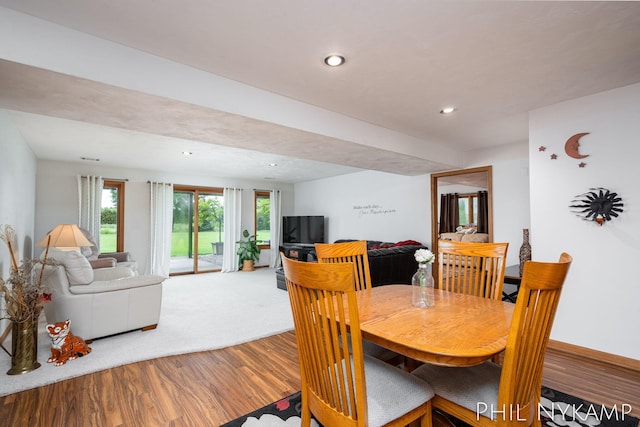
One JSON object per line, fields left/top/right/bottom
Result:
{"left": 170, "top": 186, "right": 224, "bottom": 275}
{"left": 430, "top": 166, "right": 493, "bottom": 280}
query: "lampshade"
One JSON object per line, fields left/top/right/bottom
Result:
{"left": 37, "top": 224, "right": 93, "bottom": 250}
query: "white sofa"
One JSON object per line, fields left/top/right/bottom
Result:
{"left": 42, "top": 249, "right": 165, "bottom": 341}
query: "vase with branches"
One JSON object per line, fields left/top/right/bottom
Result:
{"left": 0, "top": 225, "right": 54, "bottom": 374}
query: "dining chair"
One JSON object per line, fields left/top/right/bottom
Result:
{"left": 315, "top": 240, "right": 372, "bottom": 291}
{"left": 315, "top": 240, "right": 403, "bottom": 365}
{"left": 437, "top": 241, "right": 509, "bottom": 301}
{"left": 411, "top": 253, "right": 572, "bottom": 427}
{"left": 281, "top": 254, "right": 434, "bottom": 427}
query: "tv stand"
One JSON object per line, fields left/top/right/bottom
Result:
{"left": 276, "top": 244, "right": 318, "bottom": 291}
{"left": 279, "top": 243, "right": 317, "bottom": 262}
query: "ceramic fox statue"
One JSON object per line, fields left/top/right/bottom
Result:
{"left": 46, "top": 319, "right": 92, "bottom": 366}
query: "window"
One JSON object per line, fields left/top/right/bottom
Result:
{"left": 101, "top": 180, "right": 125, "bottom": 253}
{"left": 457, "top": 193, "right": 478, "bottom": 227}
{"left": 255, "top": 191, "right": 271, "bottom": 249}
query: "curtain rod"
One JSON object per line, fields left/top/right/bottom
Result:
{"left": 79, "top": 175, "right": 128, "bottom": 182}
{"left": 147, "top": 181, "right": 172, "bottom": 185}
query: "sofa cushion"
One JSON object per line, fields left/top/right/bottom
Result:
{"left": 99, "top": 252, "right": 131, "bottom": 262}
{"left": 69, "top": 275, "right": 165, "bottom": 294}
{"left": 46, "top": 248, "right": 94, "bottom": 285}
{"left": 89, "top": 257, "right": 117, "bottom": 269}
{"left": 92, "top": 266, "right": 136, "bottom": 281}
{"left": 439, "top": 232, "right": 489, "bottom": 243}
{"left": 461, "top": 233, "right": 489, "bottom": 243}
{"left": 439, "top": 232, "right": 463, "bottom": 241}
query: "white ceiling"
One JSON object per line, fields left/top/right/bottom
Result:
{"left": 1, "top": 1, "right": 639, "bottom": 183}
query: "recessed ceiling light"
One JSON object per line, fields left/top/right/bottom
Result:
{"left": 269, "top": 163, "right": 278, "bottom": 167}
{"left": 182, "top": 151, "right": 192, "bottom": 156}
{"left": 324, "top": 54, "right": 346, "bottom": 67}
{"left": 440, "top": 107, "right": 456, "bottom": 114}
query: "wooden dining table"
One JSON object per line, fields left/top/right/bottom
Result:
{"left": 344, "top": 285, "right": 515, "bottom": 367}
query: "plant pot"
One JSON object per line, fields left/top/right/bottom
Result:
{"left": 242, "top": 260, "right": 255, "bottom": 271}
{"left": 7, "top": 320, "right": 41, "bottom": 375}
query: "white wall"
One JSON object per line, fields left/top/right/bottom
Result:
{"left": 295, "top": 151, "right": 529, "bottom": 259}
{"left": 35, "top": 160, "right": 294, "bottom": 273}
{"left": 466, "top": 142, "right": 531, "bottom": 266}
{"left": 0, "top": 110, "right": 38, "bottom": 332}
{"left": 296, "top": 171, "right": 431, "bottom": 245}
{"left": 529, "top": 83, "right": 640, "bottom": 360}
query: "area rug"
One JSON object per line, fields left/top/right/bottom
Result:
{"left": 0, "top": 268, "right": 293, "bottom": 396}
{"left": 221, "top": 387, "right": 639, "bottom": 427}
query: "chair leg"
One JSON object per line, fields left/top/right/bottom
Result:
{"left": 141, "top": 324, "right": 158, "bottom": 332}
{"left": 421, "top": 402, "right": 435, "bottom": 427}
{"left": 301, "top": 406, "right": 312, "bottom": 427}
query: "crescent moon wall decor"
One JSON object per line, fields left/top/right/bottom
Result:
{"left": 569, "top": 187, "right": 624, "bottom": 226}
{"left": 565, "top": 133, "right": 590, "bottom": 159}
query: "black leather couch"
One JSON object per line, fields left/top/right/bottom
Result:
{"left": 276, "top": 240, "right": 428, "bottom": 290}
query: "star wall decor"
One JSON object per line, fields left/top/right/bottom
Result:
{"left": 550, "top": 154, "right": 557, "bottom": 160}
{"left": 539, "top": 146, "right": 546, "bottom": 152}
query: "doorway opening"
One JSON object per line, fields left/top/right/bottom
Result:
{"left": 170, "top": 186, "right": 224, "bottom": 275}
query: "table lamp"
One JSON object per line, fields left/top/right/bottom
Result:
{"left": 37, "top": 224, "right": 93, "bottom": 251}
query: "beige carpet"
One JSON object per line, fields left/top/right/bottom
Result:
{"left": 0, "top": 268, "right": 293, "bottom": 396}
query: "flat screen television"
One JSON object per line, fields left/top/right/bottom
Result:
{"left": 282, "top": 215, "right": 325, "bottom": 244}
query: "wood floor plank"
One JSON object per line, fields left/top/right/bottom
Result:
{"left": 0, "top": 330, "right": 637, "bottom": 426}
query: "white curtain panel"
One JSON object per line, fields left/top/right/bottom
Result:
{"left": 222, "top": 187, "right": 242, "bottom": 272}
{"left": 149, "top": 181, "right": 173, "bottom": 277}
{"left": 269, "top": 189, "right": 282, "bottom": 268}
{"left": 77, "top": 175, "right": 103, "bottom": 244}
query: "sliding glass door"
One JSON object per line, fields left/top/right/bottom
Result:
{"left": 170, "top": 186, "right": 224, "bottom": 275}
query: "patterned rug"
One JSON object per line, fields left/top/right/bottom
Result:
{"left": 221, "top": 387, "right": 638, "bottom": 427}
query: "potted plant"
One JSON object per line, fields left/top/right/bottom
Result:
{"left": 236, "top": 229, "right": 261, "bottom": 271}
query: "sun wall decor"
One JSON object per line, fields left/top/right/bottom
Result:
{"left": 569, "top": 188, "right": 624, "bottom": 226}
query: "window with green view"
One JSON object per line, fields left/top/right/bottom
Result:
{"left": 255, "top": 191, "right": 270, "bottom": 247}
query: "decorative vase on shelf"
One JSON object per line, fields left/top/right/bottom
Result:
{"left": 412, "top": 263, "right": 435, "bottom": 308}
{"left": 519, "top": 228, "right": 532, "bottom": 278}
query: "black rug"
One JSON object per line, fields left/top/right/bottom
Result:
{"left": 221, "top": 387, "right": 638, "bottom": 427}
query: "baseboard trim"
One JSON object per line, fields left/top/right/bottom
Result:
{"left": 548, "top": 339, "right": 640, "bottom": 373}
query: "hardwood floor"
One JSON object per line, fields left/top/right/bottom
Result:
{"left": 1, "top": 331, "right": 638, "bottom": 426}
